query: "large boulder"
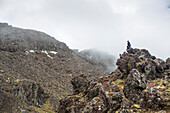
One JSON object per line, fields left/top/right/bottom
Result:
{"left": 71, "top": 74, "right": 90, "bottom": 94}
{"left": 116, "top": 52, "right": 136, "bottom": 76}
{"left": 123, "top": 69, "right": 146, "bottom": 103}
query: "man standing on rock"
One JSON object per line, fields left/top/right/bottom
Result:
{"left": 127, "top": 40, "right": 131, "bottom": 52}
{"left": 127, "top": 40, "right": 134, "bottom": 54}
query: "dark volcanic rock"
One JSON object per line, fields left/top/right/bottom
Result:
{"left": 107, "top": 92, "right": 123, "bottom": 112}
{"left": 123, "top": 69, "right": 146, "bottom": 103}
{"left": 10, "top": 80, "right": 49, "bottom": 107}
{"left": 166, "top": 58, "right": 170, "bottom": 69}
{"left": 116, "top": 48, "right": 165, "bottom": 80}
{"left": 140, "top": 88, "right": 164, "bottom": 110}
{"left": 71, "top": 74, "right": 89, "bottom": 94}
{"left": 58, "top": 76, "right": 123, "bottom": 113}
{"left": 116, "top": 52, "right": 136, "bottom": 76}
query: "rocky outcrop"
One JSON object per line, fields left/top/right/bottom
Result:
{"left": 58, "top": 75, "right": 123, "bottom": 113}
{"left": 116, "top": 48, "right": 166, "bottom": 80}
{"left": 10, "top": 80, "right": 49, "bottom": 107}
{"left": 0, "top": 75, "right": 49, "bottom": 112}
{"left": 123, "top": 69, "right": 146, "bottom": 103}
{"left": 58, "top": 48, "right": 170, "bottom": 113}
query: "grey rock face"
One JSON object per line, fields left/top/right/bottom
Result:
{"left": 123, "top": 69, "right": 146, "bottom": 103}
{"left": 71, "top": 74, "right": 89, "bottom": 94}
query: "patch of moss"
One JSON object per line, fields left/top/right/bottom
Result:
{"left": 136, "top": 60, "right": 146, "bottom": 66}
{"left": 114, "top": 79, "right": 124, "bottom": 85}
{"left": 31, "top": 99, "right": 55, "bottom": 113}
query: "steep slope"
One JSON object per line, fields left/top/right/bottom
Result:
{"left": 58, "top": 48, "right": 170, "bottom": 113}
{"left": 0, "top": 23, "right": 105, "bottom": 113}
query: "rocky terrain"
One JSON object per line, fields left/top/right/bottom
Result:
{"left": 0, "top": 22, "right": 169, "bottom": 113}
{"left": 58, "top": 48, "right": 170, "bottom": 113}
{"left": 76, "top": 49, "right": 116, "bottom": 74}
{"left": 0, "top": 23, "right": 106, "bottom": 113}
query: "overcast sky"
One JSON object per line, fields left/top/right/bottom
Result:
{"left": 0, "top": 0, "right": 170, "bottom": 60}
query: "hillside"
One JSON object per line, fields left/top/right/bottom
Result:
{"left": 0, "top": 23, "right": 106, "bottom": 113}
{"left": 58, "top": 48, "right": 170, "bottom": 113}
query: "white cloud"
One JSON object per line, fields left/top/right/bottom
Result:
{"left": 0, "top": 0, "right": 170, "bottom": 60}
{"left": 107, "top": 0, "right": 138, "bottom": 15}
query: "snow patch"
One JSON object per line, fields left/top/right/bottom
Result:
{"left": 26, "top": 50, "right": 57, "bottom": 59}
{"left": 42, "top": 50, "right": 53, "bottom": 59}
{"left": 50, "top": 51, "right": 57, "bottom": 54}
{"left": 29, "top": 50, "right": 35, "bottom": 53}
{"left": 98, "top": 106, "right": 101, "bottom": 110}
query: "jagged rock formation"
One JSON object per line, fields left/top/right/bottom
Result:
{"left": 0, "top": 23, "right": 105, "bottom": 112}
{"left": 58, "top": 48, "right": 170, "bottom": 113}
{"left": 76, "top": 49, "right": 116, "bottom": 73}
{"left": 116, "top": 48, "right": 165, "bottom": 79}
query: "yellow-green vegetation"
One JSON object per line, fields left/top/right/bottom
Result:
{"left": 111, "top": 79, "right": 125, "bottom": 93}
{"left": 115, "top": 108, "right": 121, "bottom": 113}
{"left": 136, "top": 59, "right": 147, "bottom": 67}
{"left": 15, "top": 79, "right": 20, "bottom": 83}
{"left": 131, "top": 104, "right": 140, "bottom": 109}
{"left": 136, "top": 61, "right": 145, "bottom": 66}
{"left": 156, "top": 85, "right": 166, "bottom": 90}
{"left": 31, "top": 100, "right": 55, "bottom": 113}
{"left": 144, "top": 89, "right": 147, "bottom": 92}
{"left": 70, "top": 92, "right": 85, "bottom": 98}
{"left": 129, "top": 108, "right": 142, "bottom": 113}
{"left": 114, "top": 79, "right": 124, "bottom": 85}
{"left": 129, "top": 104, "right": 142, "bottom": 113}
{"left": 165, "top": 87, "right": 170, "bottom": 92}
